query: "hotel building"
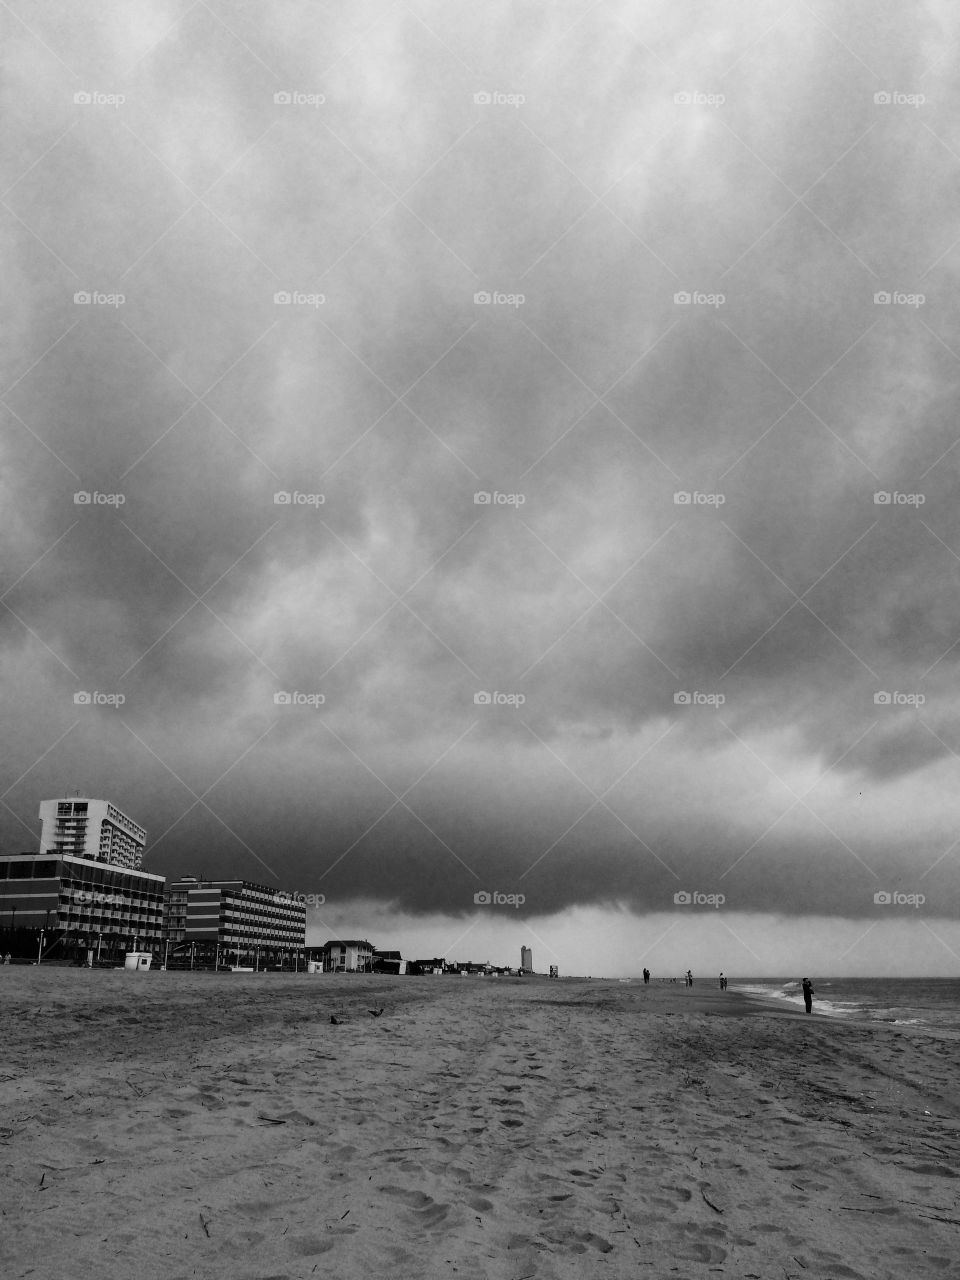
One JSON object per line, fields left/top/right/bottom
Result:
{"left": 162, "top": 877, "right": 307, "bottom": 967}
{"left": 0, "top": 852, "right": 165, "bottom": 961}
{"left": 1, "top": 796, "right": 163, "bottom": 962}
{"left": 38, "top": 797, "right": 147, "bottom": 870}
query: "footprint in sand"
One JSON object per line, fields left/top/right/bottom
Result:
{"left": 378, "top": 1184, "right": 451, "bottom": 1227}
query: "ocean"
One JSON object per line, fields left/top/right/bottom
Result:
{"left": 732, "top": 977, "right": 960, "bottom": 1033}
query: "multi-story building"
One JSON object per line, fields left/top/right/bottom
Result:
{"left": 162, "top": 877, "right": 306, "bottom": 968}
{"left": 521, "top": 946, "right": 533, "bottom": 973}
{"left": 0, "top": 851, "right": 165, "bottom": 963}
{"left": 38, "top": 798, "right": 147, "bottom": 870}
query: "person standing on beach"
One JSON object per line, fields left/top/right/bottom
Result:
{"left": 801, "top": 977, "right": 814, "bottom": 1014}
{"left": 643, "top": 968, "right": 650, "bottom": 985}
{"left": 686, "top": 969, "right": 693, "bottom": 987}
{"left": 718, "top": 972, "right": 725, "bottom": 989}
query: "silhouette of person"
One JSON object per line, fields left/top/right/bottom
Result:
{"left": 719, "top": 972, "right": 725, "bottom": 989}
{"left": 801, "top": 977, "right": 814, "bottom": 1014}
{"left": 686, "top": 969, "right": 693, "bottom": 987}
{"left": 643, "top": 968, "right": 650, "bottom": 985}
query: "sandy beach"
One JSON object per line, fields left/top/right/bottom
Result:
{"left": 1, "top": 971, "right": 958, "bottom": 1279}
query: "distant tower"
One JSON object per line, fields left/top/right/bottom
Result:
{"left": 521, "top": 945, "right": 532, "bottom": 973}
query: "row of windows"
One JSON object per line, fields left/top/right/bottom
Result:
{"left": 0, "top": 861, "right": 59, "bottom": 879}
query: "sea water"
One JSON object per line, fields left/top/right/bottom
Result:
{"left": 732, "top": 977, "right": 960, "bottom": 1032}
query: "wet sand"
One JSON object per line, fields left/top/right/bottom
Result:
{"left": 1, "top": 969, "right": 959, "bottom": 1279}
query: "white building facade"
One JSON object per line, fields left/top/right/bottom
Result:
{"left": 39, "top": 798, "right": 147, "bottom": 870}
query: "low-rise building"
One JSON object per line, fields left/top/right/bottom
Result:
{"left": 321, "top": 939, "right": 374, "bottom": 972}
{"left": 409, "top": 956, "right": 448, "bottom": 975}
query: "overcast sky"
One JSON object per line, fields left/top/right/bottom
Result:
{"left": 3, "top": 0, "right": 960, "bottom": 975}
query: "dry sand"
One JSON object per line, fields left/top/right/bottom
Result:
{"left": 1, "top": 970, "right": 959, "bottom": 1279}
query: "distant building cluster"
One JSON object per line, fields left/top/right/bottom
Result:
{"left": 0, "top": 798, "right": 543, "bottom": 975}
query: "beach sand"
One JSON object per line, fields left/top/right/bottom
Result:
{"left": 1, "top": 970, "right": 958, "bottom": 1279}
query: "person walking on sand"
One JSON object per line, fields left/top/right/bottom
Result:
{"left": 718, "top": 972, "right": 725, "bottom": 990}
{"left": 801, "top": 977, "right": 814, "bottom": 1014}
{"left": 686, "top": 969, "right": 693, "bottom": 987}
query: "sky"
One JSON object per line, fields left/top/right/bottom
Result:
{"left": 3, "top": 0, "right": 960, "bottom": 976}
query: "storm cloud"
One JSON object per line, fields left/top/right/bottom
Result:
{"left": 3, "top": 0, "right": 960, "bottom": 970}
